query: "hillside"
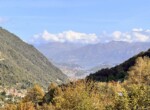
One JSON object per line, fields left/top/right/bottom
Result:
{"left": 0, "top": 28, "right": 68, "bottom": 88}
{"left": 87, "top": 48, "right": 150, "bottom": 82}
{"left": 4, "top": 50, "right": 150, "bottom": 110}
{"left": 1, "top": 47, "right": 150, "bottom": 109}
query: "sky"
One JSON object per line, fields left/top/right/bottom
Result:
{"left": 0, "top": 0, "right": 150, "bottom": 44}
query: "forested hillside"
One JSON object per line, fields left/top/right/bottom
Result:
{"left": 87, "top": 48, "right": 150, "bottom": 82}
{"left": 0, "top": 28, "right": 68, "bottom": 89}
{"left": 2, "top": 49, "right": 150, "bottom": 110}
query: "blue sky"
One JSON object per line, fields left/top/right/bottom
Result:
{"left": 0, "top": 0, "right": 150, "bottom": 43}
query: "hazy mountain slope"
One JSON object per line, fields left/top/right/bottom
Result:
{"left": 37, "top": 41, "right": 150, "bottom": 69}
{"left": 87, "top": 48, "right": 150, "bottom": 82}
{"left": 0, "top": 28, "right": 68, "bottom": 88}
{"left": 56, "top": 41, "right": 150, "bottom": 68}
{"left": 36, "top": 42, "right": 84, "bottom": 62}
{"left": 36, "top": 41, "right": 150, "bottom": 79}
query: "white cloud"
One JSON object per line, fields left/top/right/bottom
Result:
{"left": 132, "top": 28, "right": 143, "bottom": 32}
{"left": 30, "top": 28, "right": 150, "bottom": 44}
{"left": 31, "top": 30, "right": 99, "bottom": 44}
{"left": 112, "top": 31, "right": 122, "bottom": 39}
{"left": 111, "top": 28, "right": 150, "bottom": 42}
{"left": 133, "top": 32, "right": 149, "bottom": 42}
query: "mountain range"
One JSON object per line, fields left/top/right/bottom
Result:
{"left": 0, "top": 28, "right": 68, "bottom": 88}
{"left": 36, "top": 41, "right": 150, "bottom": 78}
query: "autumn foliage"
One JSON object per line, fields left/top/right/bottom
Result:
{"left": 2, "top": 56, "right": 150, "bottom": 110}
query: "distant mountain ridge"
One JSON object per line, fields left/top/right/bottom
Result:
{"left": 87, "top": 48, "right": 150, "bottom": 82}
{"left": 0, "top": 28, "right": 68, "bottom": 88}
{"left": 36, "top": 42, "right": 83, "bottom": 62}
{"left": 36, "top": 41, "right": 150, "bottom": 70}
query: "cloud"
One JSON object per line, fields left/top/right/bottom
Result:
{"left": 132, "top": 28, "right": 143, "bottom": 32}
{"left": 30, "top": 30, "right": 100, "bottom": 44}
{"left": 30, "top": 28, "right": 150, "bottom": 44}
{"left": 111, "top": 28, "right": 150, "bottom": 42}
{"left": 112, "top": 31, "right": 122, "bottom": 39}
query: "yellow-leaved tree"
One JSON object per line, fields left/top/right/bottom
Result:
{"left": 23, "top": 84, "right": 44, "bottom": 105}
{"left": 126, "top": 56, "right": 150, "bottom": 85}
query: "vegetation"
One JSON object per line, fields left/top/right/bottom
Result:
{"left": 0, "top": 28, "right": 68, "bottom": 89}
{"left": 0, "top": 28, "right": 150, "bottom": 109}
{"left": 88, "top": 49, "right": 150, "bottom": 82}
{"left": 1, "top": 55, "right": 150, "bottom": 110}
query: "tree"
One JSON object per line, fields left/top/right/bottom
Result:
{"left": 17, "top": 102, "right": 35, "bottom": 110}
{"left": 43, "top": 83, "right": 59, "bottom": 104}
{"left": 125, "top": 84, "right": 150, "bottom": 110}
{"left": 127, "top": 56, "right": 150, "bottom": 85}
{"left": 23, "top": 84, "right": 44, "bottom": 105}
{"left": 51, "top": 81, "right": 103, "bottom": 110}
